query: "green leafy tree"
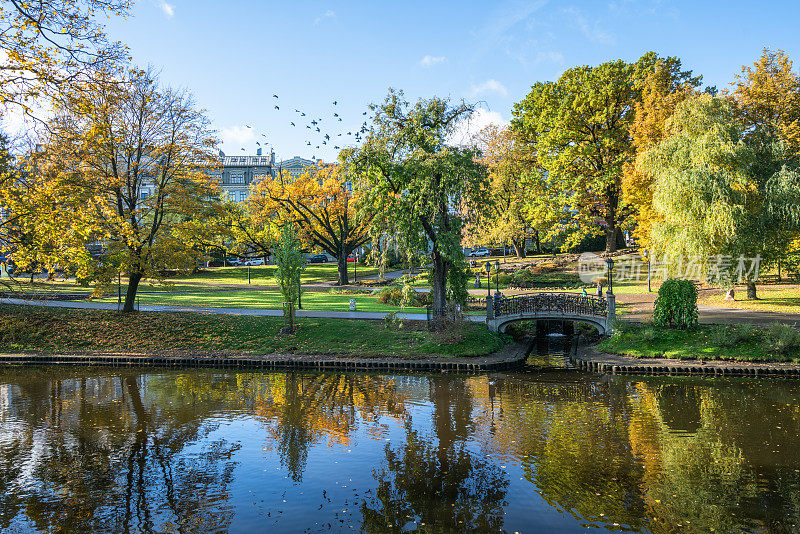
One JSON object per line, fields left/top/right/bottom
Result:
{"left": 274, "top": 223, "right": 305, "bottom": 332}
{"left": 348, "top": 89, "right": 488, "bottom": 320}
{"left": 644, "top": 94, "right": 800, "bottom": 299}
{"left": 512, "top": 52, "right": 699, "bottom": 252}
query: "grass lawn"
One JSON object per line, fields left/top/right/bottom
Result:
{"left": 700, "top": 285, "right": 800, "bottom": 314}
{"left": 599, "top": 321, "right": 800, "bottom": 363}
{"left": 0, "top": 305, "right": 505, "bottom": 358}
{"left": 161, "top": 264, "right": 380, "bottom": 286}
{"left": 0, "top": 279, "right": 94, "bottom": 295}
{"left": 96, "top": 286, "right": 429, "bottom": 314}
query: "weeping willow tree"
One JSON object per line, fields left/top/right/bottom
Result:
{"left": 642, "top": 94, "right": 800, "bottom": 299}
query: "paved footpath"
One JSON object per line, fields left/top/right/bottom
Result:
{"left": 0, "top": 297, "right": 485, "bottom": 323}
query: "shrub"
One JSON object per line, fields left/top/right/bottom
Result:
{"left": 653, "top": 278, "right": 698, "bottom": 329}
{"left": 530, "top": 261, "right": 559, "bottom": 274}
{"left": 377, "top": 286, "right": 403, "bottom": 305}
{"left": 490, "top": 273, "right": 512, "bottom": 286}
{"left": 707, "top": 324, "right": 761, "bottom": 347}
{"left": 764, "top": 323, "right": 800, "bottom": 357}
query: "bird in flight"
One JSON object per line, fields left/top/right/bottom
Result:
{"left": 246, "top": 125, "right": 251, "bottom": 128}
{"left": 362, "top": 111, "right": 367, "bottom": 115}
{"left": 338, "top": 117, "right": 342, "bottom": 121}
{"left": 290, "top": 122, "right": 295, "bottom": 126}
{"left": 240, "top": 148, "right": 245, "bottom": 151}
{"left": 256, "top": 141, "right": 261, "bottom": 146}
{"left": 333, "top": 113, "right": 339, "bottom": 117}
{"left": 273, "top": 94, "right": 278, "bottom": 98}
{"left": 324, "top": 134, "right": 330, "bottom": 140}
{"left": 333, "top": 100, "right": 338, "bottom": 105}
{"left": 274, "top": 105, "right": 279, "bottom": 110}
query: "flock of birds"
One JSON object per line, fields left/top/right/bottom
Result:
{"left": 237, "top": 94, "right": 372, "bottom": 158}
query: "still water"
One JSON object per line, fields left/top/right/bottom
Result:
{"left": 1, "top": 363, "right": 799, "bottom": 533}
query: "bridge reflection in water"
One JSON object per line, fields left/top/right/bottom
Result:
{"left": 486, "top": 291, "right": 616, "bottom": 334}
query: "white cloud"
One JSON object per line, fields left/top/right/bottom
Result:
{"left": 158, "top": 1, "right": 174, "bottom": 18}
{"left": 562, "top": 7, "right": 615, "bottom": 45}
{"left": 450, "top": 109, "right": 509, "bottom": 146}
{"left": 314, "top": 9, "right": 336, "bottom": 25}
{"left": 419, "top": 55, "right": 447, "bottom": 68}
{"left": 468, "top": 79, "right": 508, "bottom": 98}
{"left": 220, "top": 125, "right": 254, "bottom": 149}
{"left": 534, "top": 50, "right": 565, "bottom": 64}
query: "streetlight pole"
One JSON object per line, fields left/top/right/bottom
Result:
{"left": 495, "top": 260, "right": 500, "bottom": 295}
{"left": 484, "top": 261, "right": 491, "bottom": 299}
{"left": 606, "top": 257, "right": 615, "bottom": 294}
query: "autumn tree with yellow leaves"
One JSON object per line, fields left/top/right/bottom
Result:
{"left": 249, "top": 163, "right": 372, "bottom": 285}
{"left": 0, "top": 0, "right": 130, "bottom": 116}
{"left": 622, "top": 58, "right": 701, "bottom": 249}
{"left": 21, "top": 67, "right": 224, "bottom": 312}
{"left": 464, "top": 125, "right": 541, "bottom": 258}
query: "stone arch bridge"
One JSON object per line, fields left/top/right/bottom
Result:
{"left": 486, "top": 292, "right": 616, "bottom": 335}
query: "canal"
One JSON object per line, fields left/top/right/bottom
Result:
{"left": 1, "top": 361, "right": 799, "bottom": 532}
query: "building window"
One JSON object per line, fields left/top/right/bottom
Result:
{"left": 230, "top": 173, "right": 245, "bottom": 184}
{"left": 141, "top": 191, "right": 149, "bottom": 199}
{"left": 239, "top": 191, "right": 247, "bottom": 202}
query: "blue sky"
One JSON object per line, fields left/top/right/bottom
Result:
{"left": 104, "top": 0, "right": 800, "bottom": 162}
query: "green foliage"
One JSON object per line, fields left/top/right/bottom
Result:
{"left": 645, "top": 94, "right": 800, "bottom": 291}
{"left": 349, "top": 88, "right": 488, "bottom": 318}
{"left": 599, "top": 321, "right": 787, "bottom": 362}
{"left": 654, "top": 278, "right": 698, "bottom": 329}
{"left": 512, "top": 52, "right": 699, "bottom": 252}
{"left": 764, "top": 323, "right": 800, "bottom": 356}
{"left": 707, "top": 324, "right": 762, "bottom": 348}
{"left": 274, "top": 224, "right": 306, "bottom": 330}
{"left": 376, "top": 281, "right": 431, "bottom": 308}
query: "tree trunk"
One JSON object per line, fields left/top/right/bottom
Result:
{"left": 534, "top": 230, "right": 541, "bottom": 254}
{"left": 513, "top": 239, "right": 526, "bottom": 259}
{"left": 336, "top": 252, "right": 349, "bottom": 286}
{"left": 430, "top": 250, "right": 447, "bottom": 322}
{"left": 605, "top": 226, "right": 618, "bottom": 253}
{"left": 122, "top": 270, "right": 143, "bottom": 313}
{"left": 746, "top": 281, "right": 757, "bottom": 300}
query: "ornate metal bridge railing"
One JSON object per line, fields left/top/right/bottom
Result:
{"left": 493, "top": 292, "right": 608, "bottom": 318}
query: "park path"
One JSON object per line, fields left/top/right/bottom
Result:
{"left": 4, "top": 290, "right": 800, "bottom": 327}
{"left": 0, "top": 297, "right": 485, "bottom": 323}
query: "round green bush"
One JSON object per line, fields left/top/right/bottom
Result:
{"left": 654, "top": 278, "right": 698, "bottom": 329}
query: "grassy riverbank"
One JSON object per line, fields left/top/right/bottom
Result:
{"left": 0, "top": 305, "right": 505, "bottom": 358}
{"left": 599, "top": 321, "right": 800, "bottom": 363}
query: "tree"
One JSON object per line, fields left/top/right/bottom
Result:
{"left": 249, "top": 163, "right": 372, "bottom": 285}
{"left": 643, "top": 94, "right": 800, "bottom": 299}
{"left": 273, "top": 223, "right": 305, "bottom": 333}
{"left": 732, "top": 48, "right": 800, "bottom": 160}
{"left": 623, "top": 58, "right": 700, "bottom": 249}
{"left": 33, "top": 67, "right": 222, "bottom": 311}
{"left": 348, "top": 89, "right": 488, "bottom": 320}
{"left": 0, "top": 0, "right": 130, "bottom": 116}
{"left": 464, "top": 125, "right": 542, "bottom": 257}
{"left": 512, "top": 52, "right": 699, "bottom": 252}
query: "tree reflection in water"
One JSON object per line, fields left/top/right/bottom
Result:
{"left": 1, "top": 368, "right": 800, "bottom": 533}
{"left": 0, "top": 370, "right": 240, "bottom": 533}
{"left": 361, "top": 377, "right": 510, "bottom": 532}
